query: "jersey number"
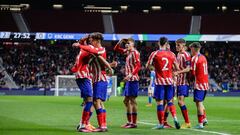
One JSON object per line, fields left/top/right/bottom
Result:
{"left": 203, "top": 63, "right": 208, "bottom": 75}
{"left": 162, "top": 57, "right": 169, "bottom": 71}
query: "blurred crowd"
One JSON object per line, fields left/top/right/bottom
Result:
{"left": 0, "top": 41, "right": 239, "bottom": 91}
{"left": 0, "top": 41, "right": 77, "bottom": 89}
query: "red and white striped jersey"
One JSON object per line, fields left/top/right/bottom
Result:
{"left": 147, "top": 50, "right": 177, "bottom": 85}
{"left": 88, "top": 47, "right": 107, "bottom": 83}
{"left": 191, "top": 54, "right": 209, "bottom": 90}
{"left": 114, "top": 44, "right": 141, "bottom": 81}
{"left": 71, "top": 49, "right": 91, "bottom": 80}
{"left": 125, "top": 49, "right": 141, "bottom": 81}
{"left": 176, "top": 51, "right": 191, "bottom": 86}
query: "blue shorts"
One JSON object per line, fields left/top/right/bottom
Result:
{"left": 76, "top": 78, "right": 92, "bottom": 99}
{"left": 194, "top": 90, "right": 207, "bottom": 102}
{"left": 124, "top": 81, "right": 139, "bottom": 97}
{"left": 93, "top": 81, "right": 108, "bottom": 101}
{"left": 154, "top": 85, "right": 174, "bottom": 101}
{"left": 177, "top": 85, "right": 189, "bottom": 97}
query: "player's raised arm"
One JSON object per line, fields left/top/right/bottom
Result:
{"left": 72, "top": 35, "right": 89, "bottom": 47}
{"left": 114, "top": 39, "right": 127, "bottom": 54}
{"left": 79, "top": 45, "right": 105, "bottom": 55}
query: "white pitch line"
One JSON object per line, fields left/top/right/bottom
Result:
{"left": 138, "top": 121, "right": 231, "bottom": 135}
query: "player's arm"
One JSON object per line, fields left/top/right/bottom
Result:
{"left": 109, "top": 61, "right": 118, "bottom": 68}
{"left": 146, "top": 51, "right": 156, "bottom": 69}
{"left": 132, "top": 52, "right": 141, "bottom": 75}
{"left": 97, "top": 56, "right": 114, "bottom": 75}
{"left": 78, "top": 45, "right": 105, "bottom": 55}
{"left": 72, "top": 35, "right": 89, "bottom": 47}
{"left": 190, "top": 56, "right": 197, "bottom": 76}
{"left": 173, "top": 57, "right": 180, "bottom": 76}
{"left": 175, "top": 63, "right": 191, "bottom": 75}
{"left": 124, "top": 52, "right": 141, "bottom": 81}
{"left": 113, "top": 39, "right": 127, "bottom": 54}
{"left": 177, "top": 55, "right": 191, "bottom": 74}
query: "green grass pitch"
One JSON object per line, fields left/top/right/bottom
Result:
{"left": 0, "top": 96, "right": 240, "bottom": 135}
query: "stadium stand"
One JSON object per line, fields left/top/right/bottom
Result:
{"left": 113, "top": 13, "right": 191, "bottom": 34}
{"left": 201, "top": 14, "right": 240, "bottom": 34}
{"left": 22, "top": 10, "right": 104, "bottom": 32}
{"left": 0, "top": 41, "right": 239, "bottom": 91}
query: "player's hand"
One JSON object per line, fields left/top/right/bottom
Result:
{"left": 106, "top": 68, "right": 114, "bottom": 76}
{"left": 110, "top": 61, "right": 118, "bottom": 68}
{"left": 79, "top": 34, "right": 89, "bottom": 44}
{"left": 173, "top": 71, "right": 179, "bottom": 76}
{"left": 118, "top": 38, "right": 127, "bottom": 44}
{"left": 123, "top": 74, "right": 132, "bottom": 82}
{"left": 72, "top": 42, "right": 80, "bottom": 48}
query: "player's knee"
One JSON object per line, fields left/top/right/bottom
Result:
{"left": 86, "top": 97, "right": 93, "bottom": 102}
{"left": 130, "top": 99, "right": 137, "bottom": 106}
{"left": 93, "top": 100, "right": 98, "bottom": 106}
{"left": 178, "top": 100, "right": 184, "bottom": 106}
{"left": 156, "top": 100, "right": 163, "bottom": 105}
{"left": 123, "top": 98, "right": 129, "bottom": 105}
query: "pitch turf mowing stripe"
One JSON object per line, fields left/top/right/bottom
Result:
{"left": 138, "top": 121, "right": 231, "bottom": 135}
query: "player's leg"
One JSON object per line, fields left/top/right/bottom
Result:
{"left": 166, "top": 85, "right": 180, "bottom": 129}
{"left": 122, "top": 96, "right": 132, "bottom": 128}
{"left": 146, "top": 87, "right": 153, "bottom": 106}
{"left": 122, "top": 81, "right": 139, "bottom": 128}
{"left": 177, "top": 85, "right": 191, "bottom": 128}
{"left": 152, "top": 85, "right": 165, "bottom": 129}
{"left": 93, "top": 81, "right": 108, "bottom": 132}
{"left": 76, "top": 78, "right": 93, "bottom": 132}
{"left": 202, "top": 105, "right": 208, "bottom": 126}
{"left": 129, "top": 96, "right": 138, "bottom": 128}
{"left": 194, "top": 90, "right": 207, "bottom": 129}
{"left": 163, "top": 100, "right": 173, "bottom": 128}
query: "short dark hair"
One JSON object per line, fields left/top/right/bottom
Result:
{"left": 189, "top": 42, "right": 201, "bottom": 48}
{"left": 176, "top": 38, "right": 186, "bottom": 44}
{"left": 159, "top": 37, "right": 168, "bottom": 46}
{"left": 90, "top": 32, "right": 103, "bottom": 41}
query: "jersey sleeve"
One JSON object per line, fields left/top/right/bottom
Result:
{"left": 132, "top": 51, "right": 141, "bottom": 75}
{"left": 191, "top": 56, "right": 198, "bottom": 76}
{"left": 185, "top": 52, "right": 191, "bottom": 68}
{"left": 79, "top": 45, "right": 105, "bottom": 55}
{"left": 146, "top": 51, "right": 157, "bottom": 67}
{"left": 113, "top": 43, "right": 126, "bottom": 54}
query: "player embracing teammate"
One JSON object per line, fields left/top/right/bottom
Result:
{"left": 72, "top": 33, "right": 116, "bottom": 132}
{"left": 72, "top": 34, "right": 209, "bottom": 132}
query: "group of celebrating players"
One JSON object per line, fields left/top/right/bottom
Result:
{"left": 71, "top": 32, "right": 209, "bottom": 133}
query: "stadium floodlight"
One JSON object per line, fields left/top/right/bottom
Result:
{"left": 101, "top": 10, "right": 112, "bottom": 13}
{"left": 112, "top": 10, "right": 119, "bottom": 13}
{"left": 120, "top": 6, "right": 128, "bottom": 10}
{"left": 222, "top": 6, "right": 227, "bottom": 11}
{"left": 20, "top": 4, "right": 30, "bottom": 10}
{"left": 151, "top": 6, "right": 161, "bottom": 10}
{"left": 143, "top": 9, "right": 149, "bottom": 13}
{"left": 53, "top": 4, "right": 63, "bottom": 9}
{"left": 184, "top": 6, "right": 194, "bottom": 11}
{"left": 84, "top": 6, "right": 112, "bottom": 10}
{"left": 234, "top": 9, "right": 240, "bottom": 12}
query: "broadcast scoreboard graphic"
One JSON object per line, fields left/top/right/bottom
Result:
{"left": 1, "top": 31, "right": 240, "bottom": 41}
